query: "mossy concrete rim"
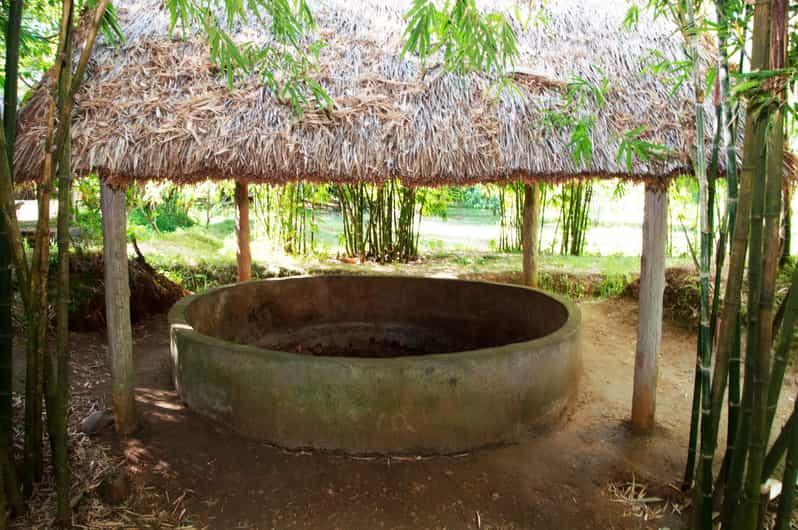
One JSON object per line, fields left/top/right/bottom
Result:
{"left": 168, "top": 275, "right": 582, "bottom": 454}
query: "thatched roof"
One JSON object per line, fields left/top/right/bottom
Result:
{"left": 12, "top": 0, "right": 782, "bottom": 185}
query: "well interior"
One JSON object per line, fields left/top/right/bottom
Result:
{"left": 186, "top": 276, "right": 569, "bottom": 357}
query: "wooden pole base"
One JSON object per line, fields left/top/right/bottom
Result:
{"left": 631, "top": 184, "right": 668, "bottom": 432}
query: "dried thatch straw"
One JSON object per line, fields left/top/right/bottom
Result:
{"left": 607, "top": 478, "right": 685, "bottom": 523}
{"left": 9, "top": 343, "right": 200, "bottom": 529}
{"left": 13, "top": 0, "right": 795, "bottom": 186}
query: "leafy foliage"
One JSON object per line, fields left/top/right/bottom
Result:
{"left": 401, "top": 0, "right": 519, "bottom": 75}
{"left": 640, "top": 49, "right": 692, "bottom": 96}
{"left": 164, "top": 0, "right": 331, "bottom": 115}
{"left": 541, "top": 74, "right": 609, "bottom": 168}
{"left": 129, "top": 182, "right": 194, "bottom": 233}
{"left": 616, "top": 126, "right": 674, "bottom": 172}
{"left": 0, "top": 0, "right": 59, "bottom": 92}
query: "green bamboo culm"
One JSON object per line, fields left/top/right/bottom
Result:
{"left": 47, "top": 4, "right": 74, "bottom": 520}
{"left": 761, "top": 4, "right": 792, "bottom": 456}
{"left": 709, "top": 0, "right": 744, "bottom": 451}
{"left": 736, "top": 2, "right": 785, "bottom": 527}
{"left": 11, "top": 0, "right": 43, "bottom": 494}
{"left": 24, "top": 0, "right": 80, "bottom": 493}
{"left": 763, "top": 408, "right": 794, "bottom": 481}
{"left": 728, "top": 115, "right": 768, "bottom": 530}
{"left": 707, "top": 75, "right": 725, "bottom": 350}
{"left": 557, "top": 182, "right": 592, "bottom": 256}
{"left": 761, "top": 263, "right": 798, "bottom": 482}
{"left": 681, "top": 0, "right": 715, "bottom": 525}
{"left": 773, "top": 399, "right": 798, "bottom": 530}
{"left": 0, "top": 0, "right": 22, "bottom": 437}
{"left": 720, "top": 0, "right": 771, "bottom": 525}
{"left": 0, "top": 0, "right": 24, "bottom": 514}
{"left": 725, "top": 315, "right": 742, "bottom": 479}
{"left": 684, "top": 335, "right": 703, "bottom": 490}
{"left": 763, "top": 264, "right": 798, "bottom": 462}
{"left": 338, "top": 179, "right": 422, "bottom": 262}
{"left": 3, "top": 0, "right": 21, "bottom": 168}
{"left": 708, "top": 0, "right": 742, "bottom": 488}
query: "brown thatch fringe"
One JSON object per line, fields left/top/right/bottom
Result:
{"left": 12, "top": 0, "right": 797, "bottom": 186}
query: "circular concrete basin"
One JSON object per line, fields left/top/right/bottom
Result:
{"left": 169, "top": 275, "right": 582, "bottom": 454}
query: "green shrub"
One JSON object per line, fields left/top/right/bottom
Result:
{"left": 129, "top": 206, "right": 194, "bottom": 232}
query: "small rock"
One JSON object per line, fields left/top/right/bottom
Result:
{"left": 79, "top": 409, "right": 115, "bottom": 435}
{"left": 98, "top": 471, "right": 130, "bottom": 506}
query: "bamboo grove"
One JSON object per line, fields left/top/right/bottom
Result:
{"left": 655, "top": 0, "right": 798, "bottom": 528}
{"left": 0, "top": 0, "right": 115, "bottom": 525}
{"left": 192, "top": 179, "right": 595, "bottom": 261}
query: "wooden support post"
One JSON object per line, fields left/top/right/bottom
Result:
{"left": 101, "top": 179, "right": 137, "bottom": 435}
{"left": 632, "top": 183, "right": 668, "bottom": 432}
{"left": 522, "top": 182, "right": 541, "bottom": 288}
{"left": 235, "top": 181, "right": 251, "bottom": 282}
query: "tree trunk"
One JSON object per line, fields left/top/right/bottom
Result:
{"left": 235, "top": 181, "right": 251, "bottom": 282}
{"left": 631, "top": 184, "right": 668, "bottom": 432}
{"left": 101, "top": 180, "right": 137, "bottom": 435}
{"left": 522, "top": 182, "right": 540, "bottom": 288}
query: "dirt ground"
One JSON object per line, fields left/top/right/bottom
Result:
{"left": 38, "top": 296, "right": 798, "bottom": 529}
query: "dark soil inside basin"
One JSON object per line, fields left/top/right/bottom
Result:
{"left": 252, "top": 322, "right": 513, "bottom": 357}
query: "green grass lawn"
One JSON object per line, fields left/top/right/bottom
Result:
{"left": 130, "top": 209, "right": 691, "bottom": 299}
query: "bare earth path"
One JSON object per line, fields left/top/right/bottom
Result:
{"left": 67, "top": 296, "right": 795, "bottom": 529}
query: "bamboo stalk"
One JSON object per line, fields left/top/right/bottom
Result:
{"left": 773, "top": 398, "right": 798, "bottom": 530}
{"left": 730, "top": 130, "right": 768, "bottom": 529}
{"left": 763, "top": 412, "right": 795, "bottom": 481}
{"left": 720, "top": 17, "right": 748, "bottom": 467}
{"left": 707, "top": 0, "right": 744, "bottom": 447}
{"left": 764, "top": 225, "right": 798, "bottom": 450}
{"left": 684, "top": 337, "right": 702, "bottom": 491}
{"left": 720, "top": 0, "right": 771, "bottom": 524}
{"left": 0, "top": 0, "right": 23, "bottom": 513}
{"left": 779, "top": 186, "right": 791, "bottom": 268}
{"left": 23, "top": 0, "right": 84, "bottom": 490}
{"left": 50, "top": 9, "right": 74, "bottom": 518}
{"left": 723, "top": 313, "right": 742, "bottom": 472}
{"left": 704, "top": 0, "right": 744, "bottom": 496}
{"left": 762, "top": 10, "right": 792, "bottom": 451}
{"left": 682, "top": 1, "right": 714, "bottom": 524}
{"left": 737, "top": 2, "right": 784, "bottom": 527}
{"left": 3, "top": 0, "right": 21, "bottom": 169}
{"left": 0, "top": 132, "right": 29, "bottom": 306}
{"left": 0, "top": 457, "right": 6, "bottom": 530}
